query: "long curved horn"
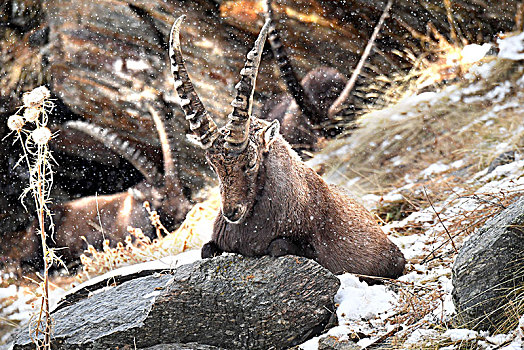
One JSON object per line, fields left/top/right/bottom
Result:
{"left": 328, "top": 0, "right": 394, "bottom": 118}
{"left": 169, "top": 15, "right": 218, "bottom": 149}
{"left": 263, "top": 0, "right": 321, "bottom": 122}
{"left": 64, "top": 120, "right": 162, "bottom": 185}
{"left": 224, "top": 19, "right": 271, "bottom": 152}
{"left": 146, "top": 105, "right": 177, "bottom": 190}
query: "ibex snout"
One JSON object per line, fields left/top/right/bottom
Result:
{"left": 223, "top": 203, "right": 247, "bottom": 223}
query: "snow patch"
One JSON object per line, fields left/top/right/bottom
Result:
{"left": 468, "top": 60, "right": 496, "bottom": 79}
{"left": 112, "top": 58, "right": 151, "bottom": 72}
{"left": 0, "top": 285, "right": 17, "bottom": 299}
{"left": 443, "top": 328, "right": 478, "bottom": 342}
{"left": 419, "top": 162, "right": 450, "bottom": 178}
{"left": 405, "top": 329, "right": 439, "bottom": 345}
{"left": 126, "top": 59, "right": 150, "bottom": 71}
{"left": 498, "top": 32, "right": 524, "bottom": 60}
{"left": 300, "top": 274, "right": 398, "bottom": 349}
{"left": 461, "top": 43, "right": 492, "bottom": 64}
{"left": 113, "top": 58, "right": 123, "bottom": 72}
{"left": 335, "top": 274, "right": 396, "bottom": 321}
{"left": 450, "top": 159, "right": 465, "bottom": 168}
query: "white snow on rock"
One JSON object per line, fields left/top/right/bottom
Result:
{"left": 443, "top": 328, "right": 479, "bottom": 342}
{"left": 461, "top": 43, "right": 492, "bottom": 64}
{"left": 498, "top": 32, "right": 524, "bottom": 61}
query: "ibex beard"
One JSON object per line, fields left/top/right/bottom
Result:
{"left": 170, "top": 16, "right": 406, "bottom": 279}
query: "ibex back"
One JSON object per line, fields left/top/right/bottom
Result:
{"left": 170, "top": 16, "right": 405, "bottom": 279}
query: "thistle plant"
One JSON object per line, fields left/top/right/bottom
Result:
{"left": 7, "top": 86, "right": 59, "bottom": 350}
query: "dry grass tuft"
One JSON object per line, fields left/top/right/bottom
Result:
{"left": 77, "top": 189, "right": 220, "bottom": 281}
{"left": 368, "top": 21, "right": 490, "bottom": 110}
{"left": 498, "top": 267, "right": 524, "bottom": 334}
{"left": 317, "top": 54, "right": 524, "bottom": 198}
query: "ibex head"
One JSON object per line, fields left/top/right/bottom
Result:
{"left": 170, "top": 16, "right": 278, "bottom": 223}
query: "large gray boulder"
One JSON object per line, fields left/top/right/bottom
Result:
{"left": 452, "top": 196, "right": 524, "bottom": 331}
{"left": 13, "top": 255, "right": 340, "bottom": 350}
{"left": 140, "top": 345, "right": 225, "bottom": 350}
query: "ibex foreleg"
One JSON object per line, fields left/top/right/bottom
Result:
{"left": 201, "top": 241, "right": 224, "bottom": 258}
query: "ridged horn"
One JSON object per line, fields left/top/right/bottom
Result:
{"left": 64, "top": 120, "right": 161, "bottom": 185}
{"left": 146, "top": 104, "right": 189, "bottom": 199}
{"left": 328, "top": 0, "right": 394, "bottom": 118}
{"left": 224, "top": 19, "right": 271, "bottom": 152}
{"left": 169, "top": 15, "right": 218, "bottom": 149}
{"left": 263, "top": 0, "right": 321, "bottom": 122}
{"left": 146, "top": 105, "right": 175, "bottom": 187}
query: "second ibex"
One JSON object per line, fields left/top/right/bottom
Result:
{"left": 170, "top": 16, "right": 405, "bottom": 279}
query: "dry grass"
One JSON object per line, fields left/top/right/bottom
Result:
{"left": 499, "top": 268, "right": 524, "bottom": 334}
{"left": 318, "top": 55, "right": 524, "bottom": 197}
{"left": 337, "top": 49, "right": 524, "bottom": 347}
{"left": 76, "top": 189, "right": 220, "bottom": 281}
{"left": 5, "top": 86, "right": 59, "bottom": 349}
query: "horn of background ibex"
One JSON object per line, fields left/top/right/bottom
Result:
{"left": 146, "top": 105, "right": 179, "bottom": 194}
{"left": 64, "top": 120, "right": 162, "bottom": 185}
{"left": 327, "top": 0, "right": 394, "bottom": 118}
{"left": 169, "top": 15, "right": 218, "bottom": 149}
{"left": 224, "top": 19, "right": 271, "bottom": 152}
{"left": 263, "top": 0, "right": 322, "bottom": 123}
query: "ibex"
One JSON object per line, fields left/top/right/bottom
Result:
{"left": 22, "top": 105, "right": 192, "bottom": 266}
{"left": 261, "top": 0, "right": 391, "bottom": 154}
{"left": 170, "top": 16, "right": 405, "bottom": 279}
{"left": 260, "top": 0, "right": 347, "bottom": 154}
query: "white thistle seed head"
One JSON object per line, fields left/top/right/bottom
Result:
{"left": 31, "top": 126, "right": 52, "bottom": 145}
{"left": 23, "top": 107, "right": 40, "bottom": 123}
{"left": 7, "top": 114, "right": 26, "bottom": 131}
{"left": 22, "top": 86, "right": 51, "bottom": 108}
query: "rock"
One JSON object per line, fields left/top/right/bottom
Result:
{"left": 487, "top": 150, "right": 517, "bottom": 173}
{"left": 13, "top": 255, "right": 340, "bottom": 350}
{"left": 140, "top": 344, "right": 226, "bottom": 350}
{"left": 318, "top": 335, "right": 360, "bottom": 350}
{"left": 452, "top": 196, "right": 524, "bottom": 331}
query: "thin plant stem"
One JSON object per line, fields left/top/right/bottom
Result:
{"left": 8, "top": 87, "right": 55, "bottom": 350}
{"left": 423, "top": 186, "right": 458, "bottom": 254}
{"left": 38, "top": 147, "right": 51, "bottom": 349}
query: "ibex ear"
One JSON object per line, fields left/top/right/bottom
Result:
{"left": 263, "top": 119, "right": 280, "bottom": 151}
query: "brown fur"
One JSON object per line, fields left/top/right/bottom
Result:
{"left": 20, "top": 114, "right": 192, "bottom": 268}
{"left": 169, "top": 15, "right": 404, "bottom": 280}
{"left": 201, "top": 118, "right": 406, "bottom": 279}
{"left": 21, "top": 180, "right": 191, "bottom": 268}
